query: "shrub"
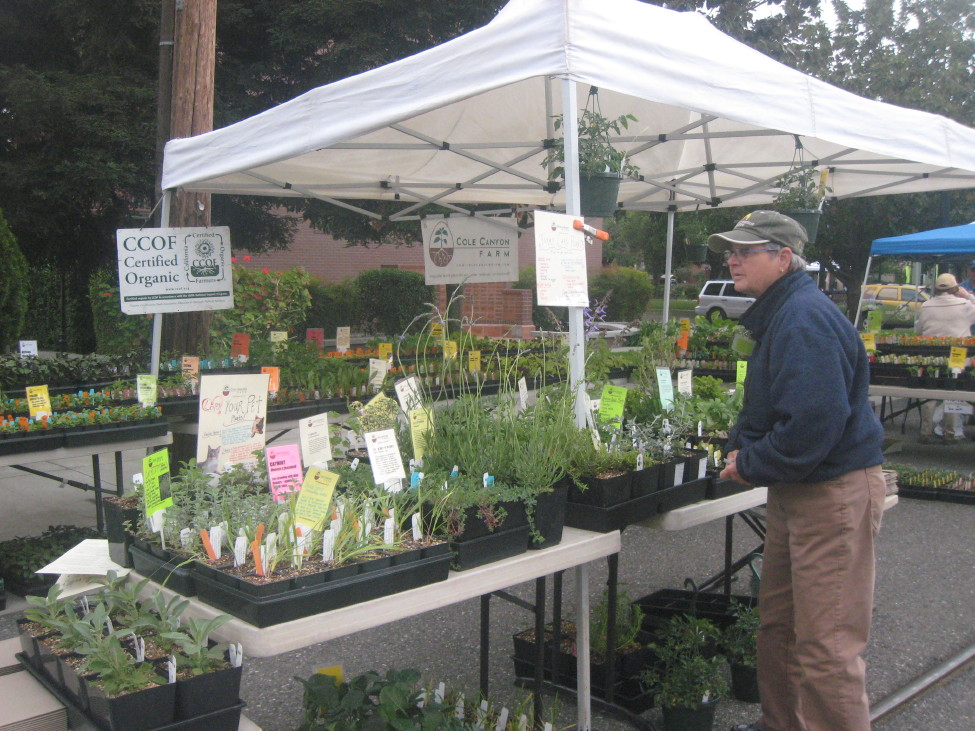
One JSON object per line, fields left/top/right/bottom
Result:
{"left": 210, "top": 265, "right": 313, "bottom": 351}
{"left": 516, "top": 267, "right": 568, "bottom": 331}
{"left": 302, "top": 278, "right": 358, "bottom": 336}
{"left": 0, "top": 210, "right": 29, "bottom": 352}
{"left": 352, "top": 269, "right": 432, "bottom": 336}
{"left": 589, "top": 266, "right": 653, "bottom": 321}
{"left": 88, "top": 269, "right": 154, "bottom": 357}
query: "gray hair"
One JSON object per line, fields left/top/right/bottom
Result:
{"left": 773, "top": 245, "right": 807, "bottom": 273}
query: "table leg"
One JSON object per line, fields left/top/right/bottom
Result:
{"left": 576, "top": 562, "right": 591, "bottom": 731}
{"left": 552, "top": 571, "right": 563, "bottom": 686}
{"left": 604, "top": 553, "right": 618, "bottom": 702}
{"left": 114, "top": 451, "right": 124, "bottom": 496}
{"left": 533, "top": 577, "right": 546, "bottom": 726}
{"left": 480, "top": 593, "right": 490, "bottom": 697}
{"left": 92, "top": 455, "right": 104, "bottom": 533}
{"left": 724, "top": 515, "right": 734, "bottom": 595}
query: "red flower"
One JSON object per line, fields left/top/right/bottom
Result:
{"left": 231, "top": 256, "right": 237, "bottom": 263}
{"left": 244, "top": 255, "right": 252, "bottom": 262}
{"left": 103, "top": 292, "right": 111, "bottom": 297}
{"left": 262, "top": 267, "right": 270, "bottom": 274}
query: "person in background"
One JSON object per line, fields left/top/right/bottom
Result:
{"left": 915, "top": 273, "right": 975, "bottom": 443}
{"left": 960, "top": 261, "right": 975, "bottom": 294}
{"left": 708, "top": 211, "right": 886, "bottom": 731}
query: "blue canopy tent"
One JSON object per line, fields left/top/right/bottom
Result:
{"left": 856, "top": 223, "right": 975, "bottom": 324}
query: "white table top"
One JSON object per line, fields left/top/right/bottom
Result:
{"left": 136, "top": 526, "right": 621, "bottom": 657}
{"left": 870, "top": 385, "right": 975, "bottom": 403}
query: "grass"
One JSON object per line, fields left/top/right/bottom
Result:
{"left": 647, "top": 299, "right": 696, "bottom": 311}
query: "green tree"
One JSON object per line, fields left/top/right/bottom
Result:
{"left": 0, "top": 210, "right": 29, "bottom": 351}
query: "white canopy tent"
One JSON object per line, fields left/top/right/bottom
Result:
{"left": 160, "top": 0, "right": 975, "bottom": 435}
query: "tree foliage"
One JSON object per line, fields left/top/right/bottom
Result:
{"left": 0, "top": 210, "right": 29, "bottom": 351}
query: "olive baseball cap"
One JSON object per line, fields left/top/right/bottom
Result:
{"left": 707, "top": 210, "right": 808, "bottom": 256}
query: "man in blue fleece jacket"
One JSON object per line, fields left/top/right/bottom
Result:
{"left": 710, "top": 211, "right": 886, "bottom": 731}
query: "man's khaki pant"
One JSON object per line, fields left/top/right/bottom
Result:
{"left": 757, "top": 466, "right": 886, "bottom": 731}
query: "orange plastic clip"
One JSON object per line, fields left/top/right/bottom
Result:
{"left": 572, "top": 219, "right": 609, "bottom": 241}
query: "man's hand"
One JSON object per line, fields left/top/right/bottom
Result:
{"left": 719, "top": 449, "right": 752, "bottom": 485}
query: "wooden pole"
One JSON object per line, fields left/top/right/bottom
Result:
{"left": 162, "top": 0, "right": 217, "bottom": 356}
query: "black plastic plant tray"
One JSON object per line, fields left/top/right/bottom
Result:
{"left": 450, "top": 524, "right": 529, "bottom": 570}
{"left": 564, "top": 490, "right": 663, "bottom": 532}
{"left": 0, "top": 431, "right": 66, "bottom": 457}
{"left": 267, "top": 398, "right": 349, "bottom": 422}
{"left": 934, "top": 487, "right": 975, "bottom": 505}
{"left": 894, "top": 486, "right": 941, "bottom": 502}
{"left": 655, "top": 477, "right": 710, "bottom": 512}
{"left": 129, "top": 545, "right": 197, "bottom": 597}
{"left": 193, "top": 549, "right": 452, "bottom": 627}
{"left": 705, "top": 475, "right": 750, "bottom": 500}
{"left": 63, "top": 420, "right": 168, "bottom": 448}
{"left": 16, "top": 652, "right": 245, "bottom": 731}
{"left": 636, "top": 589, "right": 756, "bottom": 631}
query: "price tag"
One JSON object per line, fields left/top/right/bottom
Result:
{"left": 444, "top": 341, "right": 458, "bottom": 360}
{"left": 860, "top": 333, "right": 877, "bottom": 352}
{"left": 468, "top": 350, "right": 482, "bottom": 373}
{"left": 948, "top": 346, "right": 968, "bottom": 370}
{"left": 676, "top": 369, "right": 693, "bottom": 396}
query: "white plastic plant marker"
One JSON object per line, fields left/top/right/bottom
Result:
{"left": 229, "top": 642, "right": 243, "bottom": 668}
{"left": 455, "top": 693, "right": 465, "bottom": 719}
{"left": 233, "top": 536, "right": 247, "bottom": 567}
{"left": 321, "top": 529, "right": 335, "bottom": 562}
{"left": 179, "top": 528, "right": 193, "bottom": 551}
{"left": 495, "top": 708, "right": 509, "bottom": 730}
{"left": 435, "top": 682, "right": 446, "bottom": 704}
{"left": 383, "top": 518, "right": 395, "bottom": 544}
{"left": 350, "top": 457, "right": 360, "bottom": 471}
{"left": 637, "top": 452, "right": 644, "bottom": 470}
{"left": 264, "top": 532, "right": 277, "bottom": 566}
{"left": 411, "top": 513, "right": 421, "bottom": 541}
{"left": 209, "top": 525, "right": 225, "bottom": 560}
{"left": 167, "top": 657, "right": 176, "bottom": 684}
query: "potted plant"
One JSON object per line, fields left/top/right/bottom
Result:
{"left": 681, "top": 214, "right": 711, "bottom": 264}
{"left": 721, "top": 600, "right": 761, "bottom": 703}
{"left": 540, "top": 87, "right": 639, "bottom": 217}
{"left": 771, "top": 165, "right": 828, "bottom": 243}
{"left": 161, "top": 615, "right": 243, "bottom": 720}
{"left": 641, "top": 614, "right": 728, "bottom": 731}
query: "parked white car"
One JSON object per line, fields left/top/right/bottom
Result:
{"left": 694, "top": 280, "right": 756, "bottom": 321}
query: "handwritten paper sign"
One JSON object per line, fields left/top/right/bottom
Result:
{"left": 295, "top": 468, "right": 339, "bottom": 530}
{"left": 137, "top": 374, "right": 158, "bottom": 406}
{"left": 335, "top": 326, "right": 351, "bottom": 353}
{"left": 197, "top": 373, "right": 269, "bottom": 472}
{"left": 364, "top": 429, "right": 407, "bottom": 485}
{"left": 266, "top": 444, "right": 304, "bottom": 501}
{"left": 142, "top": 448, "right": 173, "bottom": 516}
{"left": 26, "top": 385, "right": 51, "bottom": 419}
{"left": 299, "top": 413, "right": 332, "bottom": 466}
{"left": 534, "top": 211, "right": 588, "bottom": 307}
{"left": 598, "top": 385, "right": 628, "bottom": 429}
{"left": 231, "top": 333, "right": 250, "bottom": 358}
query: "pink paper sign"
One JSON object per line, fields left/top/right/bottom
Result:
{"left": 266, "top": 444, "right": 304, "bottom": 502}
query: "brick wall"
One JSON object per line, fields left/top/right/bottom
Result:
{"left": 235, "top": 212, "right": 605, "bottom": 336}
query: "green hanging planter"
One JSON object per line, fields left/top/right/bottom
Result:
{"left": 579, "top": 171, "right": 622, "bottom": 218}
{"left": 782, "top": 208, "right": 821, "bottom": 244}
{"left": 684, "top": 238, "right": 708, "bottom": 264}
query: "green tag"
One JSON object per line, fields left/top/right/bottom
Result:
{"left": 866, "top": 310, "right": 882, "bottom": 333}
{"left": 731, "top": 333, "right": 755, "bottom": 356}
{"left": 598, "top": 385, "right": 628, "bottom": 429}
{"left": 736, "top": 360, "right": 748, "bottom": 387}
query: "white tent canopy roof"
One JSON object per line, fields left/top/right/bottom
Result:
{"left": 161, "top": 0, "right": 975, "bottom": 216}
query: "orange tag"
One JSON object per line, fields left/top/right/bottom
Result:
{"left": 199, "top": 530, "right": 217, "bottom": 560}
{"left": 251, "top": 540, "right": 264, "bottom": 576}
{"left": 255, "top": 524, "right": 266, "bottom": 545}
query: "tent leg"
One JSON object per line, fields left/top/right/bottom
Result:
{"left": 149, "top": 190, "right": 172, "bottom": 376}
{"left": 662, "top": 207, "right": 675, "bottom": 323}
{"left": 854, "top": 255, "right": 873, "bottom": 329}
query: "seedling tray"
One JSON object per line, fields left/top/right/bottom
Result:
{"left": 564, "top": 490, "right": 663, "bottom": 532}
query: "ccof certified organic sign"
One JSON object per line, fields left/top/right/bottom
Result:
{"left": 115, "top": 227, "right": 233, "bottom": 314}
{"left": 421, "top": 216, "right": 519, "bottom": 285}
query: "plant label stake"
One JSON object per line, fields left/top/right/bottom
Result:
{"left": 233, "top": 536, "right": 247, "bottom": 567}
{"left": 495, "top": 708, "right": 509, "bottom": 730}
{"left": 637, "top": 452, "right": 644, "bottom": 470}
{"left": 322, "top": 529, "right": 335, "bottom": 562}
{"left": 228, "top": 642, "right": 243, "bottom": 668}
{"left": 411, "top": 513, "right": 421, "bottom": 541}
{"left": 130, "top": 632, "right": 145, "bottom": 662}
{"left": 180, "top": 528, "right": 192, "bottom": 551}
{"left": 435, "top": 682, "right": 446, "bottom": 704}
{"left": 199, "top": 530, "right": 217, "bottom": 560}
{"left": 383, "top": 518, "right": 395, "bottom": 544}
{"left": 209, "top": 525, "right": 225, "bottom": 560}
{"left": 350, "top": 458, "right": 360, "bottom": 471}
{"left": 167, "top": 657, "right": 177, "bottom": 684}
{"left": 264, "top": 533, "right": 277, "bottom": 567}
{"left": 455, "top": 693, "right": 465, "bottom": 719}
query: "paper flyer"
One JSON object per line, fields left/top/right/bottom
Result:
{"left": 197, "top": 373, "right": 270, "bottom": 472}
{"left": 137, "top": 374, "right": 158, "bottom": 406}
{"left": 182, "top": 355, "right": 200, "bottom": 383}
{"left": 231, "top": 333, "right": 250, "bottom": 358}
{"left": 26, "top": 385, "right": 52, "bottom": 419}
{"left": 409, "top": 409, "right": 433, "bottom": 460}
{"left": 534, "top": 210, "right": 588, "bottom": 307}
{"left": 38, "top": 539, "right": 129, "bottom": 597}
{"left": 299, "top": 412, "right": 332, "bottom": 466}
{"left": 364, "top": 429, "right": 407, "bottom": 485}
{"left": 336, "top": 326, "right": 351, "bottom": 353}
{"left": 676, "top": 369, "right": 693, "bottom": 396}
{"left": 266, "top": 444, "right": 304, "bottom": 501}
{"left": 142, "top": 448, "right": 173, "bottom": 516}
{"left": 262, "top": 366, "right": 280, "bottom": 394}
{"left": 19, "top": 340, "right": 38, "bottom": 358}
{"left": 598, "top": 385, "right": 628, "bottom": 429}
{"left": 295, "top": 468, "right": 339, "bottom": 530}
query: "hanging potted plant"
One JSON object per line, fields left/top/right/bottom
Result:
{"left": 541, "top": 87, "right": 639, "bottom": 218}
{"left": 681, "top": 214, "right": 711, "bottom": 264}
{"left": 771, "top": 165, "right": 828, "bottom": 244}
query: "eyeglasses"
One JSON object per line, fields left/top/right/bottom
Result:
{"left": 723, "top": 246, "right": 780, "bottom": 262}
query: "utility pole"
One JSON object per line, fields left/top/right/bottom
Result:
{"left": 161, "top": 0, "right": 217, "bottom": 355}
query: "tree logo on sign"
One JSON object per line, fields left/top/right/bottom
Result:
{"left": 428, "top": 221, "right": 454, "bottom": 267}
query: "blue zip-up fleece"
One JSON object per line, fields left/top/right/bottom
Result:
{"left": 726, "top": 270, "right": 884, "bottom": 486}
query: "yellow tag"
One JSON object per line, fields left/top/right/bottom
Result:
{"left": 295, "top": 468, "right": 339, "bottom": 530}
{"left": 949, "top": 346, "right": 968, "bottom": 370}
{"left": 316, "top": 665, "right": 343, "bottom": 685}
{"left": 860, "top": 333, "right": 877, "bottom": 352}
{"left": 736, "top": 360, "right": 748, "bottom": 386}
{"left": 468, "top": 350, "right": 482, "bottom": 373}
{"left": 444, "top": 341, "right": 458, "bottom": 360}
{"left": 430, "top": 323, "right": 444, "bottom": 338}
{"left": 679, "top": 318, "right": 691, "bottom": 334}
{"left": 409, "top": 408, "right": 432, "bottom": 460}
{"left": 378, "top": 342, "right": 393, "bottom": 360}
{"left": 26, "top": 385, "right": 52, "bottom": 419}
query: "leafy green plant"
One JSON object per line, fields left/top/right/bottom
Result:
{"left": 88, "top": 269, "right": 154, "bottom": 357}
{"left": 353, "top": 269, "right": 433, "bottom": 336}
{"left": 721, "top": 600, "right": 760, "bottom": 668}
{"left": 641, "top": 614, "right": 728, "bottom": 710}
{"left": 541, "top": 106, "right": 639, "bottom": 179}
{"left": 590, "top": 588, "right": 644, "bottom": 663}
{"left": 162, "top": 615, "right": 234, "bottom": 676}
{"left": 0, "top": 209, "right": 29, "bottom": 351}
{"left": 772, "top": 166, "right": 829, "bottom": 210}
{"left": 0, "top": 524, "right": 103, "bottom": 585}
{"left": 83, "top": 633, "right": 165, "bottom": 697}
{"left": 23, "top": 584, "right": 71, "bottom": 632}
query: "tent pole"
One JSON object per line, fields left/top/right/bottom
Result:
{"left": 854, "top": 255, "right": 873, "bottom": 329}
{"left": 149, "top": 190, "right": 172, "bottom": 376}
{"left": 662, "top": 205, "right": 675, "bottom": 323}
{"left": 561, "top": 80, "right": 587, "bottom": 430}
